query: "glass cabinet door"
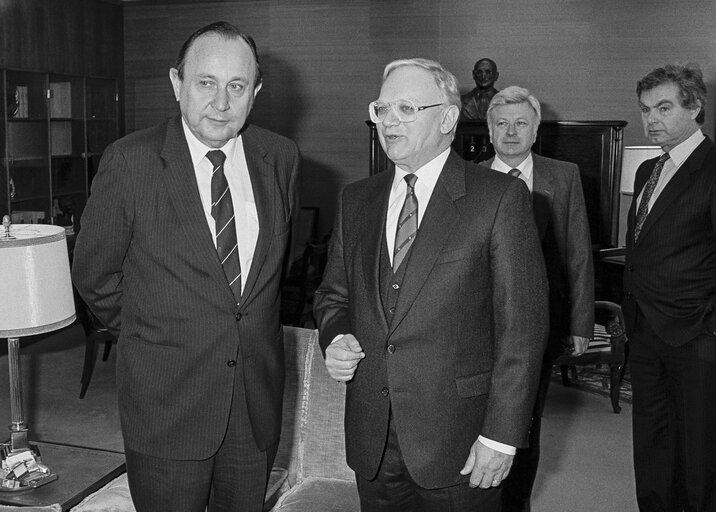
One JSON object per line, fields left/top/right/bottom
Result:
{"left": 49, "top": 74, "right": 85, "bottom": 234}
{"left": 5, "top": 70, "right": 50, "bottom": 224}
{"left": 85, "top": 78, "right": 118, "bottom": 191}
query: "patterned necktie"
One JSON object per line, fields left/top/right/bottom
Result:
{"left": 633, "top": 152, "right": 670, "bottom": 243}
{"left": 207, "top": 150, "right": 242, "bottom": 303}
{"left": 509, "top": 168, "right": 521, "bottom": 178}
{"left": 393, "top": 174, "right": 418, "bottom": 272}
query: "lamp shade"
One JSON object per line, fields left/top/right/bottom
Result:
{"left": 0, "top": 224, "right": 76, "bottom": 337}
{"left": 620, "top": 146, "right": 662, "bottom": 194}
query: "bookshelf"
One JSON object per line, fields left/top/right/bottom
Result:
{"left": 1, "top": 70, "right": 119, "bottom": 233}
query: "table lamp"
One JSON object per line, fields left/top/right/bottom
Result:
{"left": 0, "top": 216, "right": 76, "bottom": 492}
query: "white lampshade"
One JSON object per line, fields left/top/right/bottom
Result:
{"left": 0, "top": 224, "right": 76, "bottom": 337}
{"left": 620, "top": 146, "right": 662, "bottom": 194}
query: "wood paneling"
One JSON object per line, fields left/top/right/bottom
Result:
{"left": 124, "top": 0, "right": 716, "bottom": 237}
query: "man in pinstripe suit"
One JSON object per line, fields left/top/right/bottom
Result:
{"left": 73, "top": 21, "right": 299, "bottom": 512}
{"left": 623, "top": 63, "right": 716, "bottom": 512}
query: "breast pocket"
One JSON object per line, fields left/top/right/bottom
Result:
{"left": 435, "top": 246, "right": 477, "bottom": 265}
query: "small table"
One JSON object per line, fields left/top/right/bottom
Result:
{"left": 0, "top": 441, "right": 125, "bottom": 511}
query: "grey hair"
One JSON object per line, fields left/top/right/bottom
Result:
{"left": 382, "top": 58, "right": 461, "bottom": 109}
{"left": 487, "top": 85, "right": 542, "bottom": 124}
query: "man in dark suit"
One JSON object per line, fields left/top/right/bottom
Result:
{"left": 482, "top": 86, "right": 594, "bottom": 512}
{"left": 623, "top": 63, "right": 716, "bottom": 512}
{"left": 313, "top": 58, "right": 548, "bottom": 512}
{"left": 72, "top": 21, "right": 299, "bottom": 512}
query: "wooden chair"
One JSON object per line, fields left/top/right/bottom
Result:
{"left": 553, "top": 301, "right": 627, "bottom": 413}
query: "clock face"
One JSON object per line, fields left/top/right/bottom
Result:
{"left": 7, "top": 84, "right": 19, "bottom": 118}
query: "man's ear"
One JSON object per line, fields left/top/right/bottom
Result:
{"left": 690, "top": 100, "right": 701, "bottom": 120}
{"left": 253, "top": 81, "right": 263, "bottom": 99}
{"left": 169, "top": 68, "right": 181, "bottom": 102}
{"left": 440, "top": 105, "right": 460, "bottom": 134}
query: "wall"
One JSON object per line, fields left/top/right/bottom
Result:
{"left": 123, "top": 0, "right": 716, "bottom": 236}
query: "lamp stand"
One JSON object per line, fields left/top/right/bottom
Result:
{"left": 1, "top": 337, "right": 58, "bottom": 492}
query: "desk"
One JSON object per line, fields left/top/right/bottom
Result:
{"left": 0, "top": 442, "right": 125, "bottom": 511}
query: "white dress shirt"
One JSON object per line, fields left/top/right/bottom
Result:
{"left": 636, "top": 129, "right": 705, "bottom": 211}
{"left": 182, "top": 120, "right": 258, "bottom": 294}
{"left": 491, "top": 153, "right": 534, "bottom": 193}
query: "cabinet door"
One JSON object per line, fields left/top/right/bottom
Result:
{"left": 5, "top": 70, "right": 50, "bottom": 224}
{"left": 85, "top": 77, "right": 118, "bottom": 190}
{"left": 49, "top": 74, "right": 85, "bottom": 234}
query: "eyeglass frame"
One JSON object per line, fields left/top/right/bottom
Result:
{"left": 368, "top": 99, "right": 444, "bottom": 124}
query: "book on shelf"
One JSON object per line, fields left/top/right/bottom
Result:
{"left": 50, "top": 82, "right": 72, "bottom": 118}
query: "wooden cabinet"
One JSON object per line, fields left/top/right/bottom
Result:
{"left": 1, "top": 70, "right": 119, "bottom": 232}
{"left": 368, "top": 119, "right": 627, "bottom": 249}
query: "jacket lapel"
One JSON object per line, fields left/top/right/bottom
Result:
{"left": 635, "top": 137, "right": 712, "bottom": 244}
{"left": 361, "top": 172, "right": 393, "bottom": 332}
{"left": 160, "top": 116, "right": 234, "bottom": 302}
{"left": 389, "top": 152, "right": 465, "bottom": 337}
{"left": 239, "top": 126, "right": 276, "bottom": 308}
{"left": 531, "top": 154, "right": 555, "bottom": 241}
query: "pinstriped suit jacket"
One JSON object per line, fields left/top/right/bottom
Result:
{"left": 484, "top": 154, "right": 594, "bottom": 355}
{"left": 72, "top": 115, "right": 300, "bottom": 459}
{"left": 623, "top": 136, "right": 716, "bottom": 345}
{"left": 314, "top": 151, "right": 549, "bottom": 489}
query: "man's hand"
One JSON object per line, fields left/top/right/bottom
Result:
{"left": 570, "top": 335, "right": 590, "bottom": 355}
{"left": 460, "top": 439, "right": 514, "bottom": 489}
{"left": 324, "top": 334, "right": 365, "bottom": 382}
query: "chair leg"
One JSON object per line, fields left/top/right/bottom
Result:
{"left": 560, "top": 365, "right": 571, "bottom": 386}
{"left": 609, "top": 363, "right": 623, "bottom": 414}
{"left": 102, "top": 340, "right": 113, "bottom": 361}
{"left": 80, "top": 333, "right": 99, "bottom": 399}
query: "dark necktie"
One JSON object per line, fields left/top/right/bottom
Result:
{"left": 207, "top": 150, "right": 242, "bottom": 303}
{"left": 509, "top": 168, "right": 521, "bottom": 178}
{"left": 633, "top": 152, "right": 669, "bottom": 242}
{"left": 393, "top": 174, "right": 418, "bottom": 272}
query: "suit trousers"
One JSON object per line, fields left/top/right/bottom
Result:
{"left": 630, "top": 307, "right": 716, "bottom": 512}
{"left": 356, "top": 408, "right": 502, "bottom": 512}
{"left": 125, "top": 370, "right": 277, "bottom": 512}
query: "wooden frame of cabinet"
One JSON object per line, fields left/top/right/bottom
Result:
{"left": 1, "top": 69, "right": 119, "bottom": 232}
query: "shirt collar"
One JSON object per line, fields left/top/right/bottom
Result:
{"left": 392, "top": 148, "right": 450, "bottom": 192}
{"left": 181, "top": 118, "right": 239, "bottom": 167}
{"left": 492, "top": 153, "right": 534, "bottom": 181}
{"left": 667, "top": 129, "right": 705, "bottom": 167}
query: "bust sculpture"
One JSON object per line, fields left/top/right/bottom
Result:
{"left": 460, "top": 58, "right": 499, "bottom": 120}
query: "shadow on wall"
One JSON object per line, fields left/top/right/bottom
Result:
{"left": 299, "top": 157, "right": 343, "bottom": 240}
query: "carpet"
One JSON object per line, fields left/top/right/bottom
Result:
{"left": 552, "top": 364, "right": 632, "bottom": 405}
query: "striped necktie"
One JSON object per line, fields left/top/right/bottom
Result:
{"left": 633, "top": 152, "right": 670, "bottom": 243}
{"left": 393, "top": 173, "right": 418, "bottom": 272}
{"left": 509, "top": 168, "right": 521, "bottom": 178}
{"left": 207, "top": 150, "right": 242, "bottom": 303}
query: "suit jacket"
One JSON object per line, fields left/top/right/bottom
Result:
{"left": 72, "top": 115, "right": 300, "bottom": 459}
{"left": 623, "top": 136, "right": 716, "bottom": 345}
{"left": 314, "top": 151, "right": 549, "bottom": 489}
{"left": 484, "top": 154, "right": 594, "bottom": 355}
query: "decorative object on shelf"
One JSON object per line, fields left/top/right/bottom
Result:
{"left": 6, "top": 84, "right": 19, "bottom": 118}
{"left": 0, "top": 217, "right": 76, "bottom": 492}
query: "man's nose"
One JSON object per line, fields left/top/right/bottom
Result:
{"left": 506, "top": 122, "right": 517, "bottom": 135}
{"left": 382, "top": 107, "right": 401, "bottom": 126}
{"left": 212, "top": 88, "right": 230, "bottom": 111}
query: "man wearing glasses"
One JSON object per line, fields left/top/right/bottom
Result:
{"left": 314, "top": 58, "right": 548, "bottom": 511}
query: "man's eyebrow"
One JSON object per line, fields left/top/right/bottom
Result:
{"left": 641, "top": 99, "right": 674, "bottom": 108}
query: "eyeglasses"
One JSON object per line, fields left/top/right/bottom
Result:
{"left": 369, "top": 99, "right": 443, "bottom": 124}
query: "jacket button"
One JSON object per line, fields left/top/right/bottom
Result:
{"left": 628, "top": 265, "right": 635, "bottom": 272}
{"left": 624, "top": 292, "right": 633, "bottom": 298}
{"left": 389, "top": 307, "right": 395, "bottom": 314}
{"left": 235, "top": 312, "right": 242, "bottom": 321}
{"left": 381, "top": 387, "right": 389, "bottom": 397}
{"left": 227, "top": 360, "right": 237, "bottom": 367}
{"left": 392, "top": 283, "right": 400, "bottom": 290}
{"left": 387, "top": 344, "right": 396, "bottom": 354}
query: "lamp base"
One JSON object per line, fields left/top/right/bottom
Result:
{"left": 1, "top": 442, "right": 58, "bottom": 493}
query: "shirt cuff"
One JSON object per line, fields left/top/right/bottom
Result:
{"left": 330, "top": 334, "right": 345, "bottom": 344}
{"left": 478, "top": 435, "right": 516, "bottom": 455}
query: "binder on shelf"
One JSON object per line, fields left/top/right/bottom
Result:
{"left": 50, "top": 82, "right": 72, "bottom": 118}
{"left": 51, "top": 122, "right": 73, "bottom": 156}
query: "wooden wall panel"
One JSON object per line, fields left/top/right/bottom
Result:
{"left": 124, "top": 0, "right": 716, "bottom": 237}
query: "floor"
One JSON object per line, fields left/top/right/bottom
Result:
{"left": 0, "top": 322, "right": 638, "bottom": 511}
